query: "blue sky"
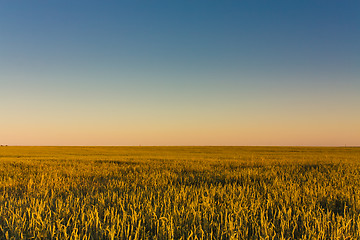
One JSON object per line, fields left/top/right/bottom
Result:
{"left": 1, "top": 1, "right": 359, "bottom": 146}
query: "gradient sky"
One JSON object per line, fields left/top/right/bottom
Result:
{"left": 1, "top": 1, "right": 359, "bottom": 146}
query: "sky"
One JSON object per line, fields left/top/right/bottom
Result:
{"left": 1, "top": 1, "right": 359, "bottom": 146}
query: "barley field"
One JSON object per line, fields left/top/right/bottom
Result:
{"left": 0, "top": 146, "right": 359, "bottom": 239}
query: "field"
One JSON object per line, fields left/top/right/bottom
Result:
{"left": 0, "top": 146, "right": 359, "bottom": 239}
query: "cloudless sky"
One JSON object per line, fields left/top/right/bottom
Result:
{"left": 1, "top": 1, "right": 359, "bottom": 146}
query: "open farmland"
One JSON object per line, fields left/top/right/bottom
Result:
{"left": 0, "top": 146, "right": 360, "bottom": 239}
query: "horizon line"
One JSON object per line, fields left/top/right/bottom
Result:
{"left": 1, "top": 145, "right": 359, "bottom": 148}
